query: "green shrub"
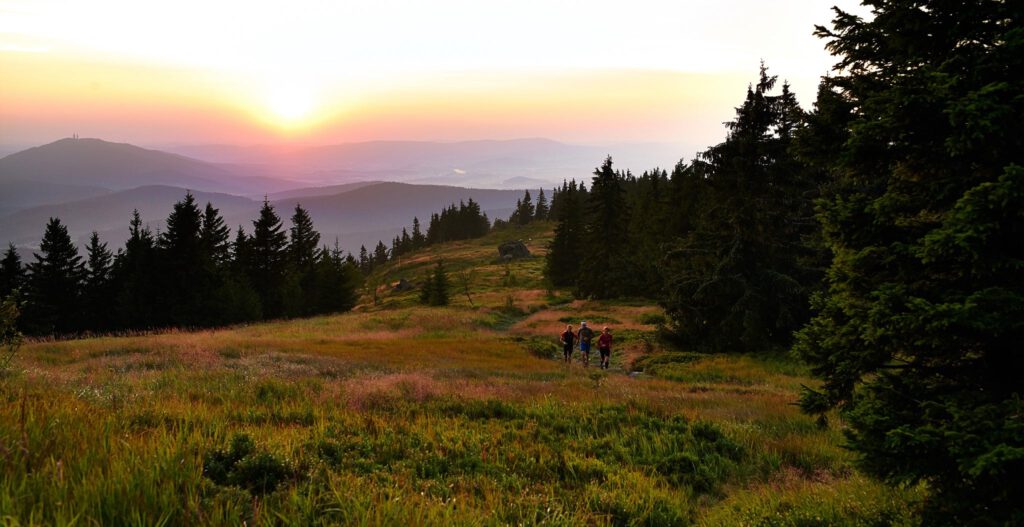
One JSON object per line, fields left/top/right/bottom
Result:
{"left": 203, "top": 433, "right": 296, "bottom": 495}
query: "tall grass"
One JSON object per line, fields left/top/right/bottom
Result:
{"left": 0, "top": 224, "right": 919, "bottom": 525}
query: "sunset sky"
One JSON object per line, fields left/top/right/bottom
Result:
{"left": 0, "top": 0, "right": 861, "bottom": 148}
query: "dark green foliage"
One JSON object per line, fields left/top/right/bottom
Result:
{"left": 411, "top": 217, "right": 425, "bottom": 249}
{"left": 23, "top": 218, "right": 85, "bottom": 335}
{"left": 660, "top": 67, "right": 819, "bottom": 352}
{"left": 250, "top": 199, "right": 288, "bottom": 318}
{"left": 306, "top": 243, "right": 362, "bottom": 315}
{"left": 0, "top": 244, "right": 24, "bottom": 299}
{"left": 113, "top": 210, "right": 158, "bottom": 329}
{"left": 203, "top": 433, "right": 295, "bottom": 495}
{"left": 509, "top": 190, "right": 535, "bottom": 226}
{"left": 357, "top": 245, "right": 370, "bottom": 274}
{"left": 372, "top": 240, "right": 389, "bottom": 268}
{"left": 425, "top": 200, "right": 490, "bottom": 245}
{"left": 15, "top": 192, "right": 358, "bottom": 335}
{"left": 83, "top": 232, "right": 115, "bottom": 331}
{"left": 577, "top": 157, "right": 633, "bottom": 298}
{"left": 200, "top": 202, "right": 232, "bottom": 268}
{"left": 795, "top": 2, "right": 1024, "bottom": 525}
{"left": 534, "top": 188, "right": 549, "bottom": 220}
{"left": 288, "top": 204, "right": 320, "bottom": 272}
{"left": 544, "top": 180, "right": 586, "bottom": 287}
{"left": 419, "top": 261, "right": 450, "bottom": 306}
{"left": 157, "top": 192, "right": 208, "bottom": 326}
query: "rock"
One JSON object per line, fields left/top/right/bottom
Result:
{"left": 392, "top": 278, "right": 414, "bottom": 292}
{"left": 498, "top": 240, "right": 531, "bottom": 259}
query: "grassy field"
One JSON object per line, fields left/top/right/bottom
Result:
{"left": 0, "top": 223, "right": 923, "bottom": 526}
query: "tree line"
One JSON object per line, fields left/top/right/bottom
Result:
{"left": 356, "top": 199, "right": 492, "bottom": 275}
{"left": 0, "top": 195, "right": 362, "bottom": 335}
{"left": 541, "top": 1, "right": 1022, "bottom": 524}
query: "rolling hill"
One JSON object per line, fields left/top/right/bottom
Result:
{"left": 0, "top": 185, "right": 258, "bottom": 247}
{"left": 0, "top": 138, "right": 301, "bottom": 213}
{"left": 0, "top": 181, "right": 524, "bottom": 254}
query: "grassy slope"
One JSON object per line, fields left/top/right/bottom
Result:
{"left": 0, "top": 223, "right": 921, "bottom": 526}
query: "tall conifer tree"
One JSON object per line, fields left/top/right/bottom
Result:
{"left": 250, "top": 199, "right": 288, "bottom": 317}
{"left": 795, "top": 3, "right": 1024, "bottom": 523}
{"left": 0, "top": 244, "right": 24, "bottom": 299}
{"left": 24, "top": 218, "right": 85, "bottom": 334}
{"left": 577, "top": 157, "right": 631, "bottom": 298}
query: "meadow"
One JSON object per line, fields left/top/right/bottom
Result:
{"left": 0, "top": 224, "right": 923, "bottom": 526}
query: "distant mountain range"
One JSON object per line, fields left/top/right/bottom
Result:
{"left": 0, "top": 136, "right": 688, "bottom": 255}
{"left": 164, "top": 138, "right": 689, "bottom": 188}
{"left": 0, "top": 180, "right": 522, "bottom": 255}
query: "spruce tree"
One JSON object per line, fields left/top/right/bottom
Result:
{"left": 795, "top": 2, "right": 1024, "bottom": 524}
{"left": 544, "top": 180, "right": 585, "bottom": 287}
{"left": 114, "top": 210, "right": 157, "bottom": 329}
{"left": 400, "top": 228, "right": 411, "bottom": 255}
{"left": 201, "top": 202, "right": 232, "bottom": 268}
{"left": 288, "top": 204, "right": 320, "bottom": 271}
{"left": 534, "top": 188, "right": 549, "bottom": 221}
{"left": 419, "top": 260, "right": 450, "bottom": 306}
{"left": 24, "top": 218, "right": 85, "bottom": 334}
{"left": 250, "top": 199, "right": 288, "bottom": 318}
{"left": 358, "top": 245, "right": 370, "bottom": 274}
{"left": 660, "top": 67, "right": 816, "bottom": 351}
{"left": 411, "top": 217, "right": 425, "bottom": 249}
{"left": 309, "top": 245, "right": 361, "bottom": 314}
{"left": 577, "top": 157, "right": 631, "bottom": 298}
{"left": 83, "top": 232, "right": 114, "bottom": 330}
{"left": 372, "top": 241, "right": 389, "bottom": 267}
{"left": 0, "top": 244, "right": 24, "bottom": 299}
{"left": 158, "top": 192, "right": 206, "bottom": 326}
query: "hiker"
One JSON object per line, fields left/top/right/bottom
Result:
{"left": 560, "top": 324, "right": 576, "bottom": 363}
{"left": 577, "top": 321, "right": 594, "bottom": 367}
{"left": 598, "top": 326, "right": 613, "bottom": 370}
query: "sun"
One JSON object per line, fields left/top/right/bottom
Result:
{"left": 264, "top": 82, "right": 317, "bottom": 126}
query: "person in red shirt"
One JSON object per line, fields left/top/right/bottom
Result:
{"left": 597, "top": 326, "right": 613, "bottom": 370}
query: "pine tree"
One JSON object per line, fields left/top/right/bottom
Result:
{"left": 157, "top": 192, "right": 207, "bottom": 325}
{"left": 419, "top": 260, "right": 450, "bottom": 306}
{"left": 201, "top": 202, "right": 232, "bottom": 268}
{"left": 212, "top": 226, "right": 262, "bottom": 323}
{"left": 372, "top": 240, "right": 389, "bottom": 267}
{"left": 534, "top": 188, "right": 549, "bottom": 220}
{"left": 358, "top": 245, "right": 370, "bottom": 274}
{"left": 577, "top": 157, "right": 631, "bottom": 298}
{"left": 308, "top": 245, "right": 361, "bottom": 314}
{"left": 24, "top": 218, "right": 85, "bottom": 334}
{"left": 795, "top": 3, "right": 1024, "bottom": 524}
{"left": 0, "top": 244, "right": 24, "bottom": 299}
{"left": 660, "top": 66, "right": 816, "bottom": 351}
{"left": 250, "top": 199, "right": 288, "bottom": 318}
{"left": 544, "top": 180, "right": 585, "bottom": 287}
{"left": 400, "top": 228, "right": 412, "bottom": 255}
{"left": 82, "top": 232, "right": 114, "bottom": 330}
{"left": 288, "top": 204, "right": 320, "bottom": 272}
{"left": 113, "top": 210, "right": 157, "bottom": 329}
{"left": 411, "top": 217, "right": 425, "bottom": 249}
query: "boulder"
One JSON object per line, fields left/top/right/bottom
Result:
{"left": 498, "top": 240, "right": 531, "bottom": 259}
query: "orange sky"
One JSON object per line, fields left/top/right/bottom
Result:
{"left": 0, "top": 0, "right": 863, "bottom": 147}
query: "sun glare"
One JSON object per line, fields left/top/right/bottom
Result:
{"left": 264, "top": 82, "right": 316, "bottom": 126}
